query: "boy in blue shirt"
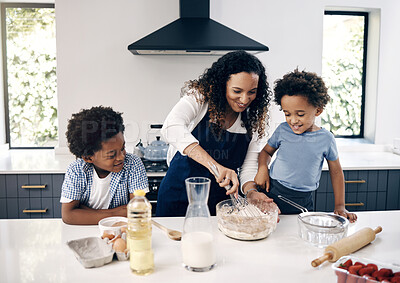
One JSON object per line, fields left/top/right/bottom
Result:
{"left": 60, "top": 106, "right": 148, "bottom": 224}
{"left": 255, "top": 69, "right": 357, "bottom": 222}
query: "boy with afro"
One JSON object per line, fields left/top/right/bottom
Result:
{"left": 254, "top": 68, "right": 357, "bottom": 222}
{"left": 60, "top": 106, "right": 148, "bottom": 224}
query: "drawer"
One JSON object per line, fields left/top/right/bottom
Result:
{"left": 18, "top": 197, "right": 54, "bottom": 219}
{"left": 4, "top": 174, "right": 64, "bottom": 198}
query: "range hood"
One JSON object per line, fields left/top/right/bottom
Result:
{"left": 128, "top": 0, "right": 269, "bottom": 55}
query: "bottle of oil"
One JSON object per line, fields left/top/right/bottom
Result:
{"left": 127, "top": 189, "right": 154, "bottom": 275}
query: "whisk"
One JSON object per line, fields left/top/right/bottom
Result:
{"left": 208, "top": 162, "right": 263, "bottom": 218}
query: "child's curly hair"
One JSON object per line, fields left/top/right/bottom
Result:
{"left": 274, "top": 68, "right": 330, "bottom": 108}
{"left": 182, "top": 50, "right": 271, "bottom": 139}
{"left": 66, "top": 106, "right": 125, "bottom": 158}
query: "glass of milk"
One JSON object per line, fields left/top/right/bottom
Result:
{"left": 181, "top": 177, "right": 216, "bottom": 272}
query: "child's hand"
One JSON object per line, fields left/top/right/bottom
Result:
{"left": 334, "top": 205, "right": 357, "bottom": 223}
{"left": 254, "top": 167, "right": 270, "bottom": 192}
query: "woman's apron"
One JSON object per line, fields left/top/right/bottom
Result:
{"left": 156, "top": 113, "right": 251, "bottom": 217}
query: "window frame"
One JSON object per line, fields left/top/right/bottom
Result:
{"left": 1, "top": 2, "right": 56, "bottom": 149}
{"left": 323, "top": 10, "right": 369, "bottom": 139}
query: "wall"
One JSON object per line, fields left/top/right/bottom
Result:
{"left": 54, "top": 0, "right": 399, "bottom": 152}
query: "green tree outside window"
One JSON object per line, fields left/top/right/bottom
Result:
{"left": 322, "top": 13, "right": 366, "bottom": 137}
{"left": 3, "top": 6, "right": 57, "bottom": 147}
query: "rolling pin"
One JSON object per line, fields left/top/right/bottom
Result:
{"left": 311, "top": 226, "right": 382, "bottom": 267}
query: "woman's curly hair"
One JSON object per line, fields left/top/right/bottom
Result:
{"left": 66, "top": 106, "right": 125, "bottom": 158}
{"left": 274, "top": 68, "right": 330, "bottom": 109}
{"left": 182, "top": 50, "right": 271, "bottom": 139}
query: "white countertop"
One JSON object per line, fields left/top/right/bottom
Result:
{"left": 1, "top": 148, "right": 400, "bottom": 174}
{"left": 0, "top": 211, "right": 399, "bottom": 283}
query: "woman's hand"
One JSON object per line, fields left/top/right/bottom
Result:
{"left": 246, "top": 189, "right": 280, "bottom": 222}
{"left": 209, "top": 163, "right": 239, "bottom": 197}
{"left": 334, "top": 205, "right": 357, "bottom": 223}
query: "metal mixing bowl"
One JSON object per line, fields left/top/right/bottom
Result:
{"left": 216, "top": 199, "right": 278, "bottom": 241}
{"left": 297, "top": 212, "right": 349, "bottom": 248}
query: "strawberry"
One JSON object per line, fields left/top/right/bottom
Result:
{"left": 359, "top": 267, "right": 375, "bottom": 276}
{"left": 391, "top": 277, "right": 400, "bottom": 283}
{"left": 394, "top": 272, "right": 400, "bottom": 277}
{"left": 366, "top": 263, "right": 378, "bottom": 272}
{"left": 377, "top": 268, "right": 394, "bottom": 277}
{"left": 340, "top": 259, "right": 353, "bottom": 269}
{"left": 372, "top": 271, "right": 379, "bottom": 278}
{"left": 354, "top": 262, "right": 366, "bottom": 268}
{"left": 349, "top": 265, "right": 363, "bottom": 275}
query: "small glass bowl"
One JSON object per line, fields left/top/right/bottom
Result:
{"left": 297, "top": 212, "right": 349, "bottom": 248}
{"left": 216, "top": 199, "right": 278, "bottom": 241}
{"left": 98, "top": 216, "right": 127, "bottom": 237}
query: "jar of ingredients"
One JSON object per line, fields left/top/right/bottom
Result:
{"left": 181, "top": 177, "right": 216, "bottom": 272}
{"left": 127, "top": 190, "right": 154, "bottom": 275}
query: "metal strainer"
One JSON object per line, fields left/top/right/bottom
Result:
{"left": 278, "top": 195, "right": 349, "bottom": 247}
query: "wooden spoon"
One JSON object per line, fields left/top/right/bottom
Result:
{"left": 151, "top": 220, "right": 182, "bottom": 241}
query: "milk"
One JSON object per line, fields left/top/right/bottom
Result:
{"left": 181, "top": 231, "right": 216, "bottom": 269}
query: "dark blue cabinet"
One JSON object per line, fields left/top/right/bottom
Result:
{"left": 0, "top": 174, "right": 64, "bottom": 219}
{"left": 315, "top": 170, "right": 400, "bottom": 212}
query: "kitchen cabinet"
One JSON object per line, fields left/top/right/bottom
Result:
{"left": 0, "top": 174, "right": 64, "bottom": 219}
{"left": 315, "top": 170, "right": 400, "bottom": 212}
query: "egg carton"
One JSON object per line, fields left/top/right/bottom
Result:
{"left": 103, "top": 232, "right": 129, "bottom": 261}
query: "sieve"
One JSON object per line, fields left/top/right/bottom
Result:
{"left": 278, "top": 195, "right": 349, "bottom": 247}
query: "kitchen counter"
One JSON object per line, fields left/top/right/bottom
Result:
{"left": 0, "top": 211, "right": 399, "bottom": 283}
{"left": 1, "top": 148, "right": 400, "bottom": 173}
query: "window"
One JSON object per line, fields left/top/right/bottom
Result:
{"left": 321, "top": 11, "right": 368, "bottom": 138}
{"left": 1, "top": 3, "right": 57, "bottom": 148}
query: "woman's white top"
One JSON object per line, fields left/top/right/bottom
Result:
{"left": 161, "top": 94, "right": 266, "bottom": 191}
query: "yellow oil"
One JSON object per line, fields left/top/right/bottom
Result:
{"left": 127, "top": 200, "right": 154, "bottom": 275}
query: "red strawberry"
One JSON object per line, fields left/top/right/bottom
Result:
{"left": 394, "top": 272, "right": 400, "bottom": 277}
{"left": 355, "top": 262, "right": 366, "bottom": 268}
{"left": 366, "top": 263, "right": 378, "bottom": 272}
{"left": 377, "top": 268, "right": 394, "bottom": 277}
{"left": 359, "top": 267, "right": 375, "bottom": 276}
{"left": 372, "top": 270, "right": 379, "bottom": 278}
{"left": 340, "top": 259, "right": 353, "bottom": 269}
{"left": 349, "top": 265, "right": 363, "bottom": 275}
{"left": 391, "top": 277, "right": 400, "bottom": 283}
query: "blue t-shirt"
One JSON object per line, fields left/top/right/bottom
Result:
{"left": 268, "top": 122, "right": 338, "bottom": 192}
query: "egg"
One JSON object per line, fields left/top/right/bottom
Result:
{"left": 112, "top": 221, "right": 127, "bottom": 227}
{"left": 102, "top": 232, "right": 115, "bottom": 240}
{"left": 113, "top": 238, "right": 127, "bottom": 253}
{"left": 120, "top": 226, "right": 127, "bottom": 234}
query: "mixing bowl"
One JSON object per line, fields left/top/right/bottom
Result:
{"left": 297, "top": 212, "right": 349, "bottom": 248}
{"left": 216, "top": 199, "right": 278, "bottom": 240}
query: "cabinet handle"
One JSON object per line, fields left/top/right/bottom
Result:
{"left": 21, "top": 185, "right": 47, "bottom": 189}
{"left": 345, "top": 202, "right": 364, "bottom": 207}
{"left": 149, "top": 200, "right": 157, "bottom": 204}
{"left": 23, "top": 209, "right": 48, "bottom": 213}
{"left": 345, "top": 180, "right": 366, "bottom": 184}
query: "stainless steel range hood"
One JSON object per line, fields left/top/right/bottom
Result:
{"left": 128, "top": 0, "right": 269, "bottom": 55}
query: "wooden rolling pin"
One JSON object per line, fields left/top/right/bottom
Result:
{"left": 311, "top": 226, "right": 382, "bottom": 267}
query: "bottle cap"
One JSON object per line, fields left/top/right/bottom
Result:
{"left": 134, "top": 189, "right": 146, "bottom": 197}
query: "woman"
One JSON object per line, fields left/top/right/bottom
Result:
{"left": 156, "top": 51, "right": 272, "bottom": 217}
